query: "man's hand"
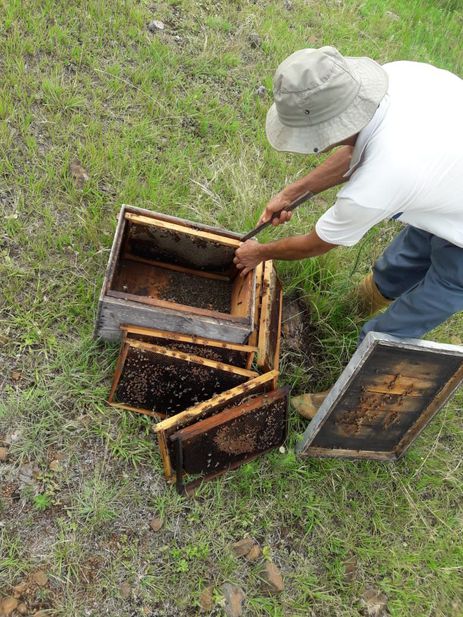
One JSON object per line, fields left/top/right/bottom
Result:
{"left": 258, "top": 191, "right": 293, "bottom": 226}
{"left": 234, "top": 240, "right": 264, "bottom": 277}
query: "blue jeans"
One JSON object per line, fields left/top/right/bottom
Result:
{"left": 360, "top": 226, "right": 463, "bottom": 342}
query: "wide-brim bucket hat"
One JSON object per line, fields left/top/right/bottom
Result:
{"left": 266, "top": 46, "right": 388, "bottom": 154}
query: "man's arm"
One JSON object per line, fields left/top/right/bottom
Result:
{"left": 259, "top": 145, "right": 354, "bottom": 226}
{"left": 234, "top": 230, "right": 337, "bottom": 276}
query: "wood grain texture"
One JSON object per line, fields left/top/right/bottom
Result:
{"left": 297, "top": 333, "right": 463, "bottom": 459}
{"left": 95, "top": 295, "right": 252, "bottom": 343}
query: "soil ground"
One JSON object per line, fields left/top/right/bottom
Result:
{"left": 1, "top": 1, "right": 462, "bottom": 616}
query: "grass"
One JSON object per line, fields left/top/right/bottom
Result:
{"left": 1, "top": 0, "right": 462, "bottom": 615}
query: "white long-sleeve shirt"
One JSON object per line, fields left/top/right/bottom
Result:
{"left": 315, "top": 61, "right": 463, "bottom": 247}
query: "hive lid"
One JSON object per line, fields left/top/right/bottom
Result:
{"left": 296, "top": 332, "right": 463, "bottom": 460}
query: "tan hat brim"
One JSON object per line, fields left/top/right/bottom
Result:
{"left": 265, "top": 57, "right": 388, "bottom": 154}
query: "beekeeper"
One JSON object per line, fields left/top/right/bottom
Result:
{"left": 234, "top": 46, "right": 463, "bottom": 416}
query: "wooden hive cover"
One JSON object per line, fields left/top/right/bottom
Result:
{"left": 170, "top": 386, "right": 289, "bottom": 494}
{"left": 296, "top": 332, "right": 463, "bottom": 461}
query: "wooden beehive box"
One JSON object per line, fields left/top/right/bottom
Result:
{"left": 296, "top": 332, "right": 463, "bottom": 460}
{"left": 95, "top": 205, "right": 256, "bottom": 343}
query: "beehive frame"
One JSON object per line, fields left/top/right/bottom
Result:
{"left": 170, "top": 386, "right": 289, "bottom": 495}
{"left": 108, "top": 338, "right": 257, "bottom": 419}
{"left": 153, "top": 370, "right": 279, "bottom": 482}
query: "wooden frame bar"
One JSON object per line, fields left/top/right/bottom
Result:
{"left": 121, "top": 325, "right": 256, "bottom": 369}
{"left": 124, "top": 212, "right": 241, "bottom": 248}
{"left": 123, "top": 252, "right": 230, "bottom": 281}
{"left": 257, "top": 261, "right": 283, "bottom": 377}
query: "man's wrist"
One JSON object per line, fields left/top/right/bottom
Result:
{"left": 283, "top": 181, "right": 312, "bottom": 203}
{"left": 258, "top": 242, "right": 272, "bottom": 261}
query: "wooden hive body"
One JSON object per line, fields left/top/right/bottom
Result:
{"left": 95, "top": 205, "right": 256, "bottom": 343}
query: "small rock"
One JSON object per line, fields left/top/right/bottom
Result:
{"left": 17, "top": 603, "right": 28, "bottom": 615}
{"left": 231, "top": 538, "right": 257, "bottom": 557}
{"left": 0, "top": 447, "right": 8, "bottom": 462}
{"left": 284, "top": 0, "right": 293, "bottom": 9}
{"left": 361, "top": 588, "right": 389, "bottom": 617}
{"left": 385, "top": 10, "right": 400, "bottom": 21}
{"left": 263, "top": 561, "right": 284, "bottom": 593}
{"left": 69, "top": 159, "right": 89, "bottom": 189}
{"left": 149, "top": 517, "right": 163, "bottom": 532}
{"left": 148, "top": 19, "right": 165, "bottom": 32}
{"left": 222, "top": 584, "right": 245, "bottom": 617}
{"left": 5, "top": 431, "right": 20, "bottom": 445}
{"left": 12, "top": 581, "right": 28, "bottom": 597}
{"left": 10, "top": 370, "right": 22, "bottom": 381}
{"left": 245, "top": 544, "right": 261, "bottom": 562}
{"left": 32, "top": 570, "right": 48, "bottom": 587}
{"left": 199, "top": 585, "right": 214, "bottom": 611}
{"left": 49, "top": 459, "right": 61, "bottom": 472}
{"left": 18, "top": 463, "right": 35, "bottom": 484}
{"left": 0, "top": 597, "right": 18, "bottom": 616}
{"left": 173, "top": 35, "right": 182, "bottom": 42}
{"left": 249, "top": 32, "right": 261, "bottom": 48}
{"left": 255, "top": 85, "right": 266, "bottom": 98}
{"left": 120, "top": 581, "right": 132, "bottom": 599}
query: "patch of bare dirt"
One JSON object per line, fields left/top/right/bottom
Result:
{"left": 280, "top": 290, "right": 326, "bottom": 393}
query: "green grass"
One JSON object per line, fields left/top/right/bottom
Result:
{"left": 1, "top": 0, "right": 462, "bottom": 615}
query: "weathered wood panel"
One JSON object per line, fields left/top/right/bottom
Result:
{"left": 96, "top": 295, "right": 252, "bottom": 343}
{"left": 297, "top": 332, "right": 463, "bottom": 460}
